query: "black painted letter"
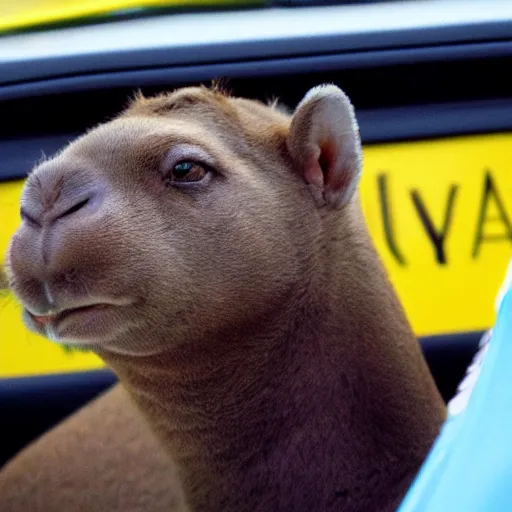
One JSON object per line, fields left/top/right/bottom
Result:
{"left": 377, "top": 173, "right": 406, "bottom": 265}
{"left": 472, "top": 171, "right": 512, "bottom": 258}
{"left": 411, "top": 186, "right": 458, "bottom": 265}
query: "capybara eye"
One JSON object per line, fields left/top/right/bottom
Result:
{"left": 166, "top": 161, "right": 207, "bottom": 185}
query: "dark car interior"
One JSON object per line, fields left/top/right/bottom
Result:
{"left": 1, "top": 1, "right": 511, "bottom": 470}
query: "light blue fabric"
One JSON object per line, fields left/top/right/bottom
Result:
{"left": 398, "top": 265, "right": 512, "bottom": 512}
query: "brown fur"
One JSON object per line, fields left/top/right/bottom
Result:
{"left": 0, "top": 267, "right": 7, "bottom": 289}
{"left": 5, "top": 84, "right": 446, "bottom": 511}
{"left": 0, "top": 384, "right": 188, "bottom": 512}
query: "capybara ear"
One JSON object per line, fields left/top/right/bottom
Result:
{"left": 287, "top": 84, "right": 362, "bottom": 209}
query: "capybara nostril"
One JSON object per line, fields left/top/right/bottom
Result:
{"left": 56, "top": 196, "right": 90, "bottom": 220}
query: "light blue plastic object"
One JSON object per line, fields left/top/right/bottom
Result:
{"left": 398, "top": 263, "right": 512, "bottom": 512}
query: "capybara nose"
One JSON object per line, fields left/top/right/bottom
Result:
{"left": 20, "top": 185, "right": 103, "bottom": 228}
